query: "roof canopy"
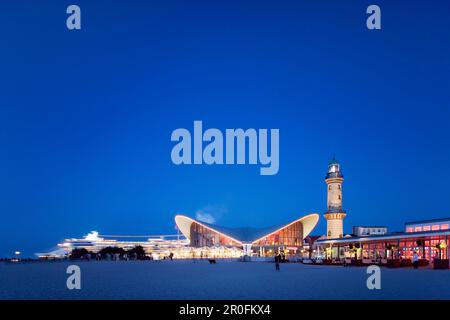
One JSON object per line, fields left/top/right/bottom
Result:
{"left": 175, "top": 213, "right": 319, "bottom": 245}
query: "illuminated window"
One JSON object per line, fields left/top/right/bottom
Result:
{"left": 189, "top": 223, "right": 241, "bottom": 247}
{"left": 414, "top": 226, "right": 422, "bottom": 232}
{"left": 441, "top": 224, "right": 449, "bottom": 230}
{"left": 423, "top": 226, "right": 431, "bottom": 231}
{"left": 406, "top": 227, "right": 413, "bottom": 233}
{"left": 252, "top": 221, "right": 303, "bottom": 247}
{"left": 432, "top": 225, "right": 440, "bottom": 231}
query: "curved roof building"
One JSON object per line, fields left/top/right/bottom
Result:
{"left": 175, "top": 213, "right": 319, "bottom": 249}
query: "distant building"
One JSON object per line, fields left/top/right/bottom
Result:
{"left": 352, "top": 226, "right": 388, "bottom": 237}
{"left": 317, "top": 218, "right": 450, "bottom": 261}
{"left": 405, "top": 218, "right": 450, "bottom": 233}
{"left": 37, "top": 231, "right": 195, "bottom": 260}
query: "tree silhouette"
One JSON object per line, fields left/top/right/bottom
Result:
{"left": 99, "top": 246, "right": 126, "bottom": 258}
{"left": 70, "top": 248, "right": 91, "bottom": 260}
{"left": 127, "top": 245, "right": 146, "bottom": 260}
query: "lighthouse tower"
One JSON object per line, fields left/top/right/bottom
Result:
{"left": 324, "top": 157, "right": 346, "bottom": 238}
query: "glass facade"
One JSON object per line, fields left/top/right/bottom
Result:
{"left": 190, "top": 223, "right": 241, "bottom": 247}
{"left": 252, "top": 221, "right": 303, "bottom": 247}
{"left": 322, "top": 235, "right": 449, "bottom": 261}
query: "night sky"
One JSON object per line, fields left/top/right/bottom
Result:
{"left": 1, "top": 0, "right": 450, "bottom": 257}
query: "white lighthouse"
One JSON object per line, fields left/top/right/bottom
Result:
{"left": 324, "top": 157, "right": 346, "bottom": 238}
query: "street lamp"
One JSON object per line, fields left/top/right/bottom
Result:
{"left": 14, "top": 251, "right": 21, "bottom": 262}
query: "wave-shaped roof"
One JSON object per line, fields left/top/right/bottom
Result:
{"left": 175, "top": 213, "right": 319, "bottom": 244}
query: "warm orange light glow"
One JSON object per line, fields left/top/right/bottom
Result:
{"left": 175, "top": 215, "right": 243, "bottom": 245}
{"left": 251, "top": 213, "right": 319, "bottom": 245}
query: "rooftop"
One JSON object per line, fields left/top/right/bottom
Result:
{"left": 175, "top": 214, "right": 319, "bottom": 244}
{"left": 404, "top": 217, "right": 450, "bottom": 226}
{"left": 317, "top": 228, "right": 450, "bottom": 244}
{"left": 353, "top": 226, "right": 388, "bottom": 228}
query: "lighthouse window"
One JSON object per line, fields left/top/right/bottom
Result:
{"left": 338, "top": 185, "right": 341, "bottom": 190}
{"left": 329, "top": 186, "right": 331, "bottom": 190}
{"left": 338, "top": 195, "right": 341, "bottom": 200}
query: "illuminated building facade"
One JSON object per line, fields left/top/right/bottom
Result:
{"left": 175, "top": 213, "right": 319, "bottom": 256}
{"left": 317, "top": 217, "right": 450, "bottom": 261}
{"left": 405, "top": 218, "right": 450, "bottom": 233}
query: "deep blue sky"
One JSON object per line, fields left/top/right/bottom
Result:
{"left": 1, "top": 1, "right": 450, "bottom": 257}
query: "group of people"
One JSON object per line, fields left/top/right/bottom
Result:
{"left": 272, "top": 250, "right": 438, "bottom": 270}
{"left": 80, "top": 252, "right": 142, "bottom": 261}
{"left": 412, "top": 250, "right": 442, "bottom": 269}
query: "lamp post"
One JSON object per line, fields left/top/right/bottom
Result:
{"left": 14, "top": 251, "right": 21, "bottom": 262}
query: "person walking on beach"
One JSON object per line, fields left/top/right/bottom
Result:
{"left": 434, "top": 251, "right": 440, "bottom": 261}
{"left": 275, "top": 252, "right": 280, "bottom": 271}
{"left": 412, "top": 251, "right": 419, "bottom": 269}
